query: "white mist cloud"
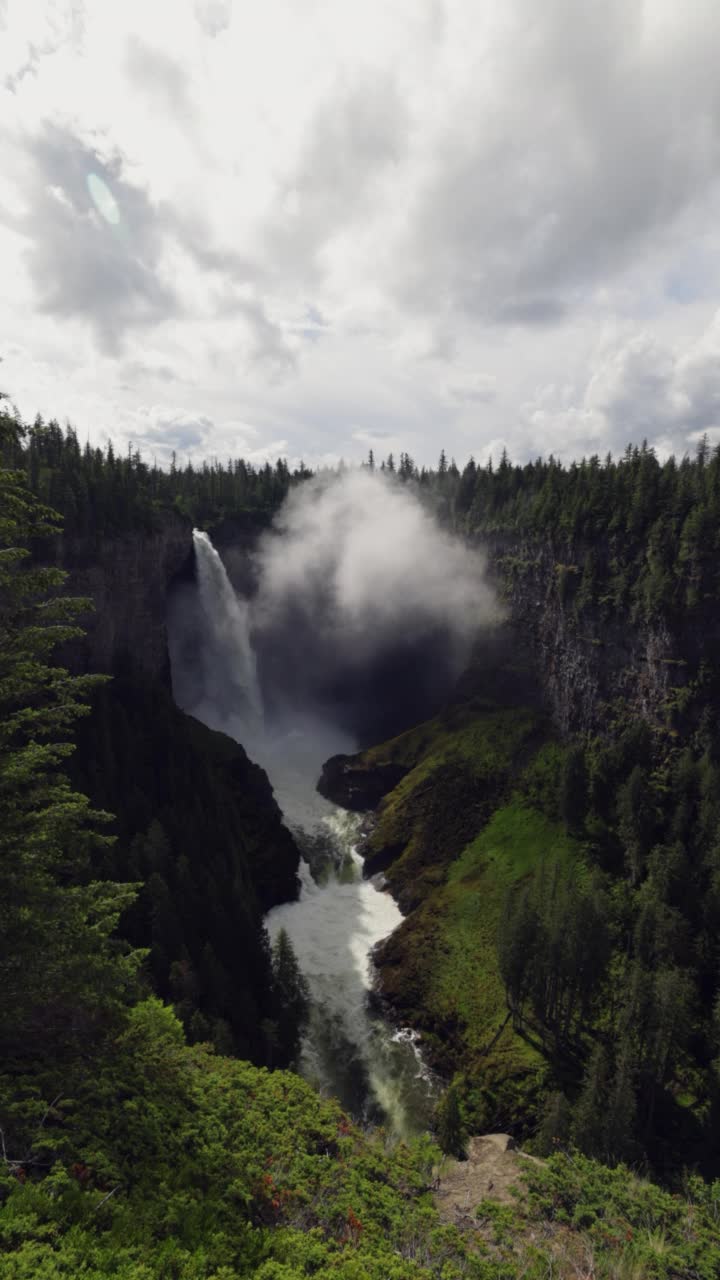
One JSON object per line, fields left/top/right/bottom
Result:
{"left": 170, "top": 472, "right": 499, "bottom": 749}
{"left": 254, "top": 468, "right": 497, "bottom": 652}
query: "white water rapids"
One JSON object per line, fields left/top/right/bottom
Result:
{"left": 168, "top": 529, "right": 436, "bottom": 1138}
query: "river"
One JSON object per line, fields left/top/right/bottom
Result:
{"left": 254, "top": 719, "right": 436, "bottom": 1138}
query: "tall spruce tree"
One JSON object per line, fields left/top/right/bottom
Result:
{"left": 572, "top": 1042, "right": 609, "bottom": 1157}
{"left": 0, "top": 407, "right": 138, "bottom": 1065}
{"left": 435, "top": 1081, "right": 467, "bottom": 1159}
{"left": 269, "top": 928, "right": 309, "bottom": 1068}
{"left": 605, "top": 1039, "right": 638, "bottom": 1165}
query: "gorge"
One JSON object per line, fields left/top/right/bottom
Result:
{"left": 165, "top": 471, "right": 501, "bottom": 1136}
{"left": 38, "top": 440, "right": 720, "bottom": 1161}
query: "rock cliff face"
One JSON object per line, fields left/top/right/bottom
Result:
{"left": 483, "top": 535, "right": 692, "bottom": 737}
{"left": 206, "top": 512, "right": 272, "bottom": 596}
{"left": 51, "top": 512, "right": 193, "bottom": 681}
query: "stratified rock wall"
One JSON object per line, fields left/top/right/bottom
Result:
{"left": 51, "top": 511, "right": 193, "bottom": 681}
{"left": 483, "top": 534, "right": 693, "bottom": 736}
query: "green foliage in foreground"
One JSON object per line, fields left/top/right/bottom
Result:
{"left": 5, "top": 1002, "right": 719, "bottom": 1279}
{"left": 0, "top": 1000, "right": 480, "bottom": 1280}
{"left": 483, "top": 1151, "right": 720, "bottom": 1279}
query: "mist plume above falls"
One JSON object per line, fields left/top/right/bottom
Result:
{"left": 250, "top": 470, "right": 499, "bottom": 740}
{"left": 169, "top": 470, "right": 499, "bottom": 746}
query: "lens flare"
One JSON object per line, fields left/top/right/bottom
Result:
{"left": 86, "top": 173, "right": 120, "bottom": 225}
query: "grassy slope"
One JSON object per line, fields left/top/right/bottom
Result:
{"left": 363, "top": 700, "right": 543, "bottom": 903}
{"left": 356, "top": 694, "right": 578, "bottom": 1130}
{"left": 431, "top": 803, "right": 577, "bottom": 1055}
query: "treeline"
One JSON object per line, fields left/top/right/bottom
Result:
{"left": 357, "top": 435, "right": 720, "bottom": 1173}
{"left": 365, "top": 438, "right": 720, "bottom": 622}
{"left": 2, "top": 411, "right": 311, "bottom": 535}
{"left": 11, "top": 409, "right": 720, "bottom": 633}
{"left": 0, "top": 408, "right": 312, "bottom": 1066}
{"left": 0, "top": 406, "right": 312, "bottom": 1069}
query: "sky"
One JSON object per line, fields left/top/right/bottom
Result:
{"left": 2, "top": 0, "right": 720, "bottom": 469}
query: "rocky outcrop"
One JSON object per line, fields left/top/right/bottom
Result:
{"left": 317, "top": 754, "right": 409, "bottom": 810}
{"left": 73, "top": 673, "right": 300, "bottom": 913}
{"left": 51, "top": 512, "right": 193, "bottom": 681}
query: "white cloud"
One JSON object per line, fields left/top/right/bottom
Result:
{"left": 2, "top": 0, "right": 720, "bottom": 465}
{"left": 519, "top": 309, "right": 720, "bottom": 460}
{"left": 193, "top": 0, "right": 230, "bottom": 38}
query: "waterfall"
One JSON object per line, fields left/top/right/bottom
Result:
{"left": 190, "top": 529, "right": 263, "bottom": 728}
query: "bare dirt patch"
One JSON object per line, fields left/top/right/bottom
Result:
{"left": 434, "top": 1133, "right": 540, "bottom": 1227}
{"left": 433, "top": 1137, "right": 593, "bottom": 1273}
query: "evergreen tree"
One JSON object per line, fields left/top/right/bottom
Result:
{"left": 270, "top": 928, "right": 310, "bottom": 1068}
{"left": 604, "top": 1040, "right": 637, "bottom": 1164}
{"left": 617, "top": 765, "right": 654, "bottom": 885}
{"left": 435, "top": 1082, "right": 466, "bottom": 1159}
{"left": 0, "top": 406, "right": 138, "bottom": 1064}
{"left": 536, "top": 1091, "right": 572, "bottom": 1156}
{"left": 456, "top": 457, "right": 477, "bottom": 514}
{"left": 497, "top": 884, "right": 540, "bottom": 1028}
{"left": 572, "top": 1042, "right": 609, "bottom": 1157}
